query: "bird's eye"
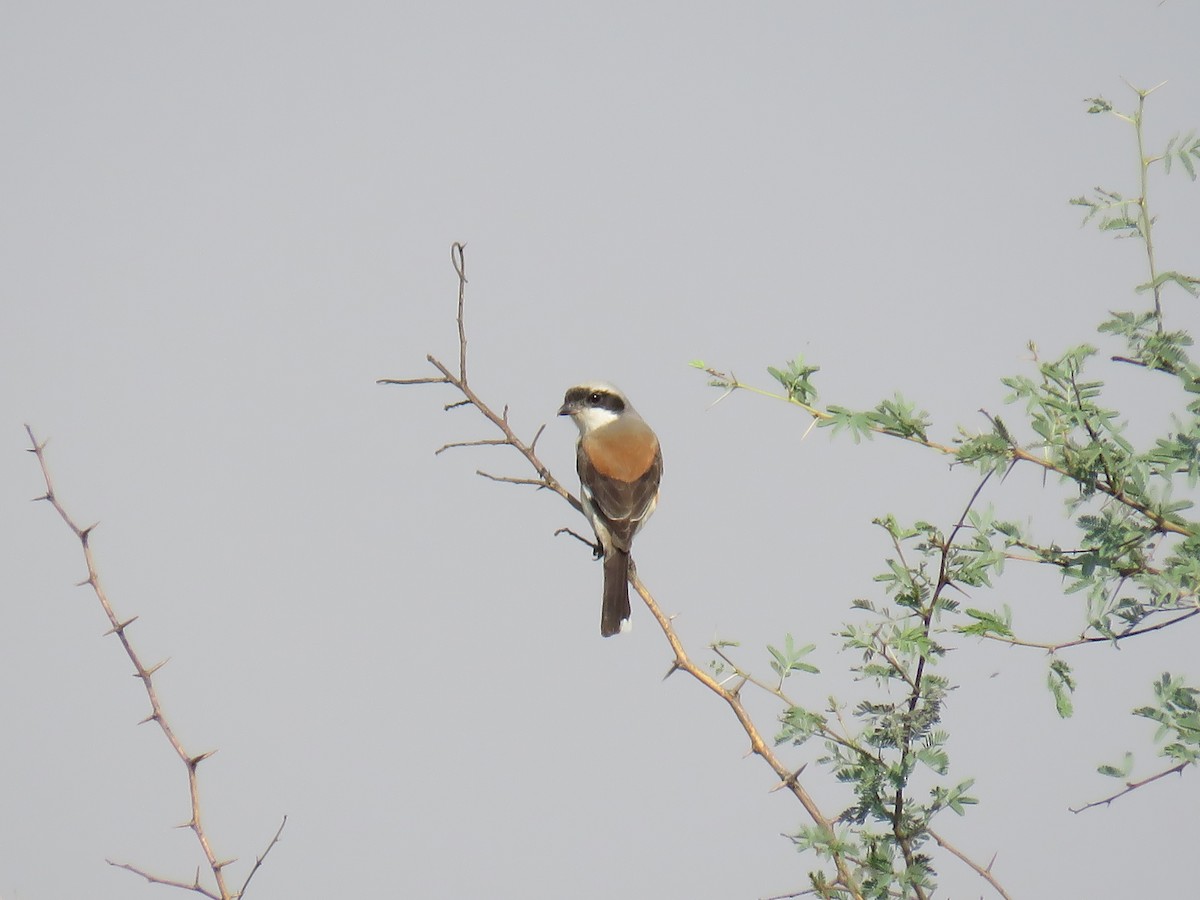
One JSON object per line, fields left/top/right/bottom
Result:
{"left": 589, "top": 392, "right": 602, "bottom": 404}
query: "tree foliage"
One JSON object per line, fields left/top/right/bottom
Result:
{"left": 694, "top": 84, "right": 1199, "bottom": 897}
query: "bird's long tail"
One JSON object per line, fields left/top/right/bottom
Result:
{"left": 600, "top": 548, "right": 632, "bottom": 637}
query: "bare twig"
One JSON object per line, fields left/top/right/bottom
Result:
{"left": 106, "top": 861, "right": 221, "bottom": 900}
{"left": 627, "top": 567, "right": 864, "bottom": 898}
{"left": 377, "top": 241, "right": 580, "bottom": 515}
{"left": 237, "top": 815, "right": 288, "bottom": 898}
{"left": 983, "top": 607, "right": 1200, "bottom": 652}
{"left": 1069, "top": 760, "right": 1190, "bottom": 813}
{"left": 928, "top": 828, "right": 1013, "bottom": 900}
{"left": 25, "top": 426, "right": 285, "bottom": 899}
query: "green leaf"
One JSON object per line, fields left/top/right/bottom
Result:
{"left": 767, "top": 634, "right": 820, "bottom": 679}
{"left": 1181, "top": 148, "right": 1197, "bottom": 181}
{"left": 1097, "top": 752, "right": 1134, "bottom": 779}
{"left": 959, "top": 606, "right": 1014, "bottom": 638}
{"left": 1048, "top": 658, "right": 1076, "bottom": 718}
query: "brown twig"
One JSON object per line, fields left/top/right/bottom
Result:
{"left": 983, "top": 607, "right": 1200, "bottom": 652}
{"left": 928, "top": 828, "right": 1013, "bottom": 900}
{"left": 629, "top": 567, "right": 863, "bottom": 898}
{"left": 1069, "top": 760, "right": 1190, "bottom": 813}
{"left": 237, "top": 815, "right": 288, "bottom": 898}
{"left": 106, "top": 862, "right": 221, "bottom": 899}
{"left": 25, "top": 426, "right": 285, "bottom": 898}
{"left": 377, "top": 241, "right": 579, "bottom": 515}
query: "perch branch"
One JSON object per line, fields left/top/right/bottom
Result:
{"left": 377, "top": 242, "right": 579, "bottom": 514}
{"left": 381, "top": 246, "right": 872, "bottom": 897}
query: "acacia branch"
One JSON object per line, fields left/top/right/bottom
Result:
{"left": 708, "top": 644, "right": 886, "bottom": 769}
{"left": 701, "top": 368, "right": 1192, "bottom": 538}
{"left": 377, "top": 242, "right": 578, "bottom": 514}
{"left": 237, "top": 815, "right": 288, "bottom": 898}
{"left": 886, "top": 473, "right": 993, "bottom": 900}
{"left": 983, "top": 607, "right": 1200, "bottom": 652}
{"left": 1070, "top": 760, "right": 1190, "bottom": 813}
{"left": 928, "top": 828, "right": 1013, "bottom": 900}
{"left": 106, "top": 862, "right": 220, "bottom": 899}
{"left": 628, "top": 568, "right": 863, "bottom": 899}
{"left": 25, "top": 426, "right": 285, "bottom": 899}
{"left": 382, "top": 245, "right": 869, "bottom": 898}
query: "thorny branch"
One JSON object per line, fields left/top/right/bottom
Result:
{"left": 984, "top": 607, "right": 1200, "bottom": 652}
{"left": 24, "top": 425, "right": 285, "bottom": 899}
{"left": 378, "top": 244, "right": 1015, "bottom": 900}
{"left": 1069, "top": 760, "right": 1190, "bottom": 813}
{"left": 886, "top": 472, "right": 993, "bottom": 900}
{"left": 702, "top": 367, "right": 1193, "bottom": 539}
{"left": 377, "top": 243, "right": 579, "bottom": 514}
{"left": 928, "top": 828, "right": 1013, "bottom": 900}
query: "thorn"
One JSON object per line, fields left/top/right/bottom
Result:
{"left": 138, "top": 712, "right": 159, "bottom": 725}
{"left": 530, "top": 423, "right": 546, "bottom": 452}
{"left": 188, "top": 749, "right": 218, "bottom": 768}
{"left": 705, "top": 387, "right": 735, "bottom": 410}
{"left": 175, "top": 819, "right": 196, "bottom": 829}
{"left": 987, "top": 851, "right": 998, "bottom": 872}
{"left": 214, "top": 856, "right": 237, "bottom": 870}
{"left": 661, "top": 661, "right": 682, "bottom": 681}
{"left": 80, "top": 522, "right": 99, "bottom": 540}
{"left": 142, "top": 658, "right": 170, "bottom": 676}
{"left": 104, "top": 615, "right": 139, "bottom": 636}
{"left": 444, "top": 399, "right": 471, "bottom": 411}
{"left": 31, "top": 492, "right": 51, "bottom": 502}
{"left": 769, "top": 763, "right": 808, "bottom": 792}
{"left": 76, "top": 576, "right": 94, "bottom": 587}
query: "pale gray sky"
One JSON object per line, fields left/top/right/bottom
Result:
{"left": 3, "top": 3, "right": 1199, "bottom": 898}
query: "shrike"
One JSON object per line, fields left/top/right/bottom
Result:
{"left": 558, "top": 382, "right": 663, "bottom": 636}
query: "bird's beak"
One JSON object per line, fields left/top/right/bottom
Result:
{"left": 557, "top": 401, "right": 574, "bottom": 417}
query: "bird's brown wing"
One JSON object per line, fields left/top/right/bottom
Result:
{"left": 577, "top": 444, "right": 662, "bottom": 551}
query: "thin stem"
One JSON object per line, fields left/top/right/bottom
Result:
{"left": 1070, "top": 760, "right": 1189, "bottom": 813}
{"left": 928, "top": 828, "right": 1013, "bottom": 900}
{"left": 1130, "top": 85, "right": 1164, "bottom": 328}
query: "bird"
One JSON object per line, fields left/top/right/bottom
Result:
{"left": 558, "top": 382, "right": 663, "bottom": 636}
